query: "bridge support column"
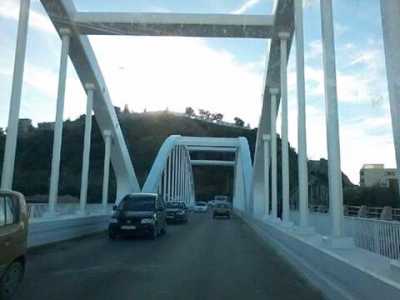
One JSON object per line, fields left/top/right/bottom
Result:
{"left": 167, "top": 154, "right": 172, "bottom": 202}
{"left": 295, "top": 0, "right": 311, "bottom": 230}
{"left": 380, "top": 0, "right": 400, "bottom": 197}
{"left": 1, "top": 0, "right": 30, "bottom": 190}
{"left": 320, "top": 0, "right": 347, "bottom": 240}
{"left": 279, "top": 32, "right": 291, "bottom": 226}
{"left": 263, "top": 134, "right": 270, "bottom": 219}
{"left": 102, "top": 130, "right": 112, "bottom": 210}
{"left": 177, "top": 147, "right": 180, "bottom": 201}
{"left": 163, "top": 165, "right": 167, "bottom": 200}
{"left": 172, "top": 148, "right": 176, "bottom": 201}
{"left": 270, "top": 88, "right": 279, "bottom": 220}
{"left": 79, "top": 83, "right": 95, "bottom": 214}
{"left": 48, "top": 28, "right": 71, "bottom": 215}
{"left": 179, "top": 147, "right": 183, "bottom": 201}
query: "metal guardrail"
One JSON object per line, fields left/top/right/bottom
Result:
{"left": 308, "top": 204, "right": 400, "bottom": 221}
{"left": 291, "top": 209, "right": 400, "bottom": 259}
{"left": 28, "top": 203, "right": 113, "bottom": 219}
{"left": 344, "top": 216, "right": 400, "bottom": 259}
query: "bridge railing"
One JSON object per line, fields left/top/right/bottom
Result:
{"left": 290, "top": 210, "right": 400, "bottom": 259}
{"left": 28, "top": 203, "right": 113, "bottom": 220}
{"left": 345, "top": 216, "right": 400, "bottom": 259}
{"left": 308, "top": 204, "right": 400, "bottom": 221}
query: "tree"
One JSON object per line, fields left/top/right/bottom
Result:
{"left": 234, "top": 117, "right": 245, "bottom": 127}
{"left": 185, "top": 107, "right": 195, "bottom": 117}
{"left": 123, "top": 104, "right": 130, "bottom": 114}
{"left": 198, "top": 109, "right": 206, "bottom": 119}
{"left": 214, "top": 113, "right": 223, "bottom": 122}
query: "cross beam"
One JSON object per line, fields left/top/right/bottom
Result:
{"left": 191, "top": 160, "right": 235, "bottom": 167}
{"left": 72, "top": 12, "right": 275, "bottom": 38}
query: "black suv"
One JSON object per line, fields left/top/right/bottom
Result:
{"left": 108, "top": 193, "right": 167, "bottom": 240}
{"left": 165, "top": 201, "right": 188, "bottom": 223}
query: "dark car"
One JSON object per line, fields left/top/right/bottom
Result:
{"left": 165, "top": 202, "right": 188, "bottom": 223}
{"left": 0, "top": 190, "right": 28, "bottom": 300}
{"left": 108, "top": 193, "right": 167, "bottom": 240}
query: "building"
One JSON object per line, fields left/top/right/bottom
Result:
{"left": 37, "top": 122, "right": 54, "bottom": 131}
{"left": 18, "top": 118, "right": 33, "bottom": 135}
{"left": 360, "top": 164, "right": 398, "bottom": 191}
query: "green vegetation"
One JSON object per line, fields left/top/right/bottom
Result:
{"left": 0, "top": 110, "right": 397, "bottom": 207}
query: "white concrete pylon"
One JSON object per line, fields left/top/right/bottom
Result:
{"left": 270, "top": 88, "right": 279, "bottom": 219}
{"left": 295, "top": 0, "right": 310, "bottom": 228}
{"left": 102, "top": 130, "right": 112, "bottom": 210}
{"left": 263, "top": 134, "right": 271, "bottom": 218}
{"left": 163, "top": 163, "right": 167, "bottom": 201}
{"left": 177, "top": 146, "right": 181, "bottom": 201}
{"left": 320, "top": 0, "right": 344, "bottom": 237}
{"left": 79, "top": 83, "right": 95, "bottom": 214}
{"left": 172, "top": 147, "right": 176, "bottom": 200}
{"left": 167, "top": 154, "right": 172, "bottom": 202}
{"left": 180, "top": 147, "right": 184, "bottom": 201}
{"left": 380, "top": 0, "right": 400, "bottom": 196}
{"left": 1, "top": 0, "right": 31, "bottom": 190}
{"left": 279, "top": 31, "right": 291, "bottom": 224}
{"left": 48, "top": 28, "right": 71, "bottom": 215}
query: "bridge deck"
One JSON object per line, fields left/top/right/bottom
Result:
{"left": 17, "top": 213, "right": 323, "bottom": 300}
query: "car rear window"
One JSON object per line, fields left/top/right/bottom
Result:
{"left": 167, "top": 202, "right": 185, "bottom": 209}
{"left": 119, "top": 195, "right": 156, "bottom": 211}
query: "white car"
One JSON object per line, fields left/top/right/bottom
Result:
{"left": 193, "top": 201, "right": 208, "bottom": 212}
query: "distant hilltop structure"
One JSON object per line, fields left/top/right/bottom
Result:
{"left": 360, "top": 164, "right": 398, "bottom": 191}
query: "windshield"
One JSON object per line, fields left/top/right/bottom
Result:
{"left": 166, "top": 202, "right": 185, "bottom": 209}
{"left": 119, "top": 195, "right": 156, "bottom": 211}
{"left": 2, "top": 1, "right": 399, "bottom": 300}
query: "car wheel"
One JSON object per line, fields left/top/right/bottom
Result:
{"left": 108, "top": 229, "right": 117, "bottom": 240}
{"left": 161, "top": 226, "right": 167, "bottom": 235}
{"left": 0, "top": 260, "right": 24, "bottom": 300}
{"left": 150, "top": 228, "right": 158, "bottom": 240}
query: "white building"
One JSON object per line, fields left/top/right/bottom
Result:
{"left": 360, "top": 164, "right": 398, "bottom": 190}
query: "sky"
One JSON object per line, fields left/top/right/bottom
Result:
{"left": 0, "top": 0, "right": 396, "bottom": 184}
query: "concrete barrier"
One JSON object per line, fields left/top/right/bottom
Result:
{"left": 238, "top": 212, "right": 400, "bottom": 300}
{"left": 28, "top": 214, "right": 110, "bottom": 248}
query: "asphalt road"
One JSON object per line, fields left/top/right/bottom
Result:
{"left": 15, "top": 212, "right": 324, "bottom": 300}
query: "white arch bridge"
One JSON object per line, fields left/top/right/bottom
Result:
{"left": 1, "top": 0, "right": 400, "bottom": 299}
{"left": 142, "top": 136, "right": 253, "bottom": 212}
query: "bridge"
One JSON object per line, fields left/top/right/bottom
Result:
{"left": 1, "top": 0, "right": 400, "bottom": 299}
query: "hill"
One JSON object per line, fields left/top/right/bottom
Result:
{"left": 0, "top": 110, "right": 357, "bottom": 206}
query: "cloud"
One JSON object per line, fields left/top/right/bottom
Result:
{"left": 303, "top": 39, "right": 388, "bottom": 106}
{"left": 88, "top": 36, "right": 264, "bottom": 126}
{"left": 0, "top": 0, "right": 53, "bottom": 33}
{"left": 231, "top": 0, "right": 261, "bottom": 14}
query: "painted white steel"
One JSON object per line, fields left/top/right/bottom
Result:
{"left": 263, "top": 134, "right": 270, "bottom": 217}
{"left": 380, "top": 0, "right": 400, "bottom": 196}
{"left": 79, "top": 84, "right": 95, "bottom": 214}
{"left": 102, "top": 130, "right": 112, "bottom": 209}
{"left": 294, "top": 0, "right": 309, "bottom": 228}
{"left": 320, "top": 0, "right": 344, "bottom": 237}
{"left": 1, "top": 0, "right": 31, "bottom": 190}
{"left": 48, "top": 29, "right": 71, "bottom": 215}
{"left": 279, "top": 32, "right": 290, "bottom": 224}
{"left": 270, "top": 88, "right": 279, "bottom": 219}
